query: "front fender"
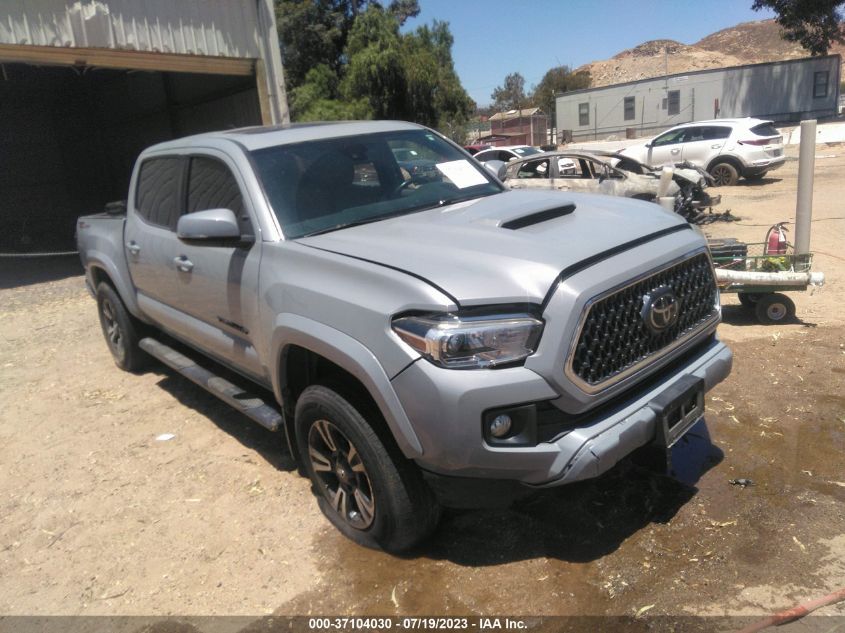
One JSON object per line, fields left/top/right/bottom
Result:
{"left": 270, "top": 313, "right": 424, "bottom": 458}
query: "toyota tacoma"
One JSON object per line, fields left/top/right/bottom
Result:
{"left": 76, "top": 121, "right": 732, "bottom": 552}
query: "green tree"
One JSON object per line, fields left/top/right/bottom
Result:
{"left": 275, "top": 0, "right": 419, "bottom": 88}
{"left": 402, "top": 21, "right": 474, "bottom": 135}
{"left": 752, "top": 0, "right": 844, "bottom": 55}
{"left": 491, "top": 72, "right": 527, "bottom": 112}
{"left": 275, "top": 0, "right": 471, "bottom": 140}
{"left": 531, "top": 66, "right": 591, "bottom": 117}
{"left": 342, "top": 6, "right": 407, "bottom": 119}
{"left": 388, "top": 0, "right": 420, "bottom": 25}
{"left": 275, "top": 0, "right": 350, "bottom": 88}
{"left": 290, "top": 63, "right": 369, "bottom": 121}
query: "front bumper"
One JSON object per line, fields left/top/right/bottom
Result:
{"left": 391, "top": 335, "right": 732, "bottom": 486}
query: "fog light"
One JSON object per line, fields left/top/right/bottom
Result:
{"left": 489, "top": 414, "right": 512, "bottom": 438}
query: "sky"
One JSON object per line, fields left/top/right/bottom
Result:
{"left": 405, "top": 0, "right": 776, "bottom": 106}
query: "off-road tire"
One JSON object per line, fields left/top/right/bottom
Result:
{"left": 709, "top": 161, "right": 739, "bottom": 187}
{"left": 295, "top": 384, "right": 440, "bottom": 553}
{"left": 95, "top": 282, "right": 148, "bottom": 371}
{"left": 754, "top": 292, "right": 795, "bottom": 324}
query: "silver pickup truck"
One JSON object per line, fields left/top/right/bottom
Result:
{"left": 76, "top": 120, "right": 732, "bottom": 552}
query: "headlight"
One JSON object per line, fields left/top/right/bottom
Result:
{"left": 392, "top": 312, "right": 543, "bottom": 369}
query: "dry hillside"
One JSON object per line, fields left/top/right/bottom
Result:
{"left": 578, "top": 19, "right": 845, "bottom": 87}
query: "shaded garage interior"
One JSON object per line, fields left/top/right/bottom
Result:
{"left": 0, "top": 62, "right": 262, "bottom": 252}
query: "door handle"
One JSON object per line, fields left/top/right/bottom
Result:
{"left": 711, "top": 144, "right": 722, "bottom": 149}
{"left": 670, "top": 149, "right": 681, "bottom": 154}
{"left": 126, "top": 241, "right": 140, "bottom": 255}
{"left": 174, "top": 256, "right": 194, "bottom": 272}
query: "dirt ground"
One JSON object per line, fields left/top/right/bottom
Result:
{"left": 1, "top": 144, "right": 843, "bottom": 626}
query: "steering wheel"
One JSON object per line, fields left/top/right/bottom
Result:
{"left": 392, "top": 178, "right": 416, "bottom": 197}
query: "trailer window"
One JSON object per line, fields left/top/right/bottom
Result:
{"left": 578, "top": 103, "right": 589, "bottom": 126}
{"left": 667, "top": 90, "right": 680, "bottom": 115}
{"left": 136, "top": 157, "right": 182, "bottom": 229}
{"left": 813, "top": 71, "right": 829, "bottom": 98}
{"left": 624, "top": 96, "right": 635, "bottom": 121}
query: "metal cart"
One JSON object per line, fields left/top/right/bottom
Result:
{"left": 708, "top": 223, "right": 825, "bottom": 324}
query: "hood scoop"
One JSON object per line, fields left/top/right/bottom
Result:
{"left": 500, "top": 203, "right": 576, "bottom": 230}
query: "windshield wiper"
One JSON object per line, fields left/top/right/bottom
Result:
{"left": 299, "top": 217, "right": 387, "bottom": 238}
{"left": 435, "top": 191, "right": 493, "bottom": 208}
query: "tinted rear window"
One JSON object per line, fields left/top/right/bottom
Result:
{"left": 750, "top": 123, "right": 780, "bottom": 138}
{"left": 136, "top": 157, "right": 182, "bottom": 229}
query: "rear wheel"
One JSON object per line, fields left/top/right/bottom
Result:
{"left": 95, "top": 282, "right": 147, "bottom": 371}
{"left": 709, "top": 161, "right": 739, "bottom": 187}
{"left": 295, "top": 384, "right": 440, "bottom": 553}
{"left": 754, "top": 293, "right": 795, "bottom": 324}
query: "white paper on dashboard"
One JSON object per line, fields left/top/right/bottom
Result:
{"left": 435, "top": 160, "right": 488, "bottom": 189}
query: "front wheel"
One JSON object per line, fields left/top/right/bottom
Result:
{"left": 709, "top": 162, "right": 739, "bottom": 187}
{"left": 295, "top": 385, "right": 440, "bottom": 553}
{"left": 755, "top": 293, "right": 796, "bottom": 324}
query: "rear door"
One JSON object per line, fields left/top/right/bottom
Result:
{"left": 681, "top": 125, "right": 731, "bottom": 167}
{"left": 168, "top": 153, "right": 264, "bottom": 379}
{"left": 124, "top": 156, "right": 183, "bottom": 309}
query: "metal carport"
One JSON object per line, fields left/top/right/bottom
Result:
{"left": 0, "top": 0, "right": 288, "bottom": 252}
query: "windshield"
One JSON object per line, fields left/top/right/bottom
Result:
{"left": 250, "top": 129, "right": 502, "bottom": 239}
{"left": 511, "top": 146, "right": 541, "bottom": 156}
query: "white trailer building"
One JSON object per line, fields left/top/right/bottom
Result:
{"left": 0, "top": 0, "right": 289, "bottom": 252}
{"left": 556, "top": 55, "right": 841, "bottom": 142}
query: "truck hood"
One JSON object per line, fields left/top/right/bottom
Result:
{"left": 297, "top": 190, "right": 687, "bottom": 305}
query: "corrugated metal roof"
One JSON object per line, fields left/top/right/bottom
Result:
{"left": 489, "top": 107, "right": 544, "bottom": 121}
{"left": 1, "top": 0, "right": 262, "bottom": 59}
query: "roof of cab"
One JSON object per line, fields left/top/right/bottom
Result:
{"left": 143, "top": 120, "right": 427, "bottom": 154}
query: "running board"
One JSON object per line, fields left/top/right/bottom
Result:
{"left": 139, "top": 337, "right": 283, "bottom": 432}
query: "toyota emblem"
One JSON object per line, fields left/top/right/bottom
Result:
{"left": 641, "top": 286, "right": 680, "bottom": 334}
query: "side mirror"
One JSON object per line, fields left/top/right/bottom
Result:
{"left": 483, "top": 159, "right": 507, "bottom": 181}
{"left": 177, "top": 208, "right": 241, "bottom": 240}
{"left": 644, "top": 142, "right": 653, "bottom": 149}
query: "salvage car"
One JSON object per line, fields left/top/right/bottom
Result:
{"left": 619, "top": 118, "right": 785, "bottom": 186}
{"left": 472, "top": 144, "right": 543, "bottom": 163}
{"left": 76, "top": 121, "right": 731, "bottom": 552}
{"left": 499, "top": 150, "right": 720, "bottom": 221}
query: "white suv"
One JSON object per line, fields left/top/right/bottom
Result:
{"left": 620, "top": 118, "right": 785, "bottom": 186}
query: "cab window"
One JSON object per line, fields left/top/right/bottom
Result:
{"left": 651, "top": 129, "right": 686, "bottom": 147}
{"left": 136, "top": 157, "right": 182, "bottom": 229}
{"left": 185, "top": 156, "right": 252, "bottom": 235}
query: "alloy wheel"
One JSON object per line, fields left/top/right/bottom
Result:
{"left": 308, "top": 419, "right": 376, "bottom": 529}
{"left": 101, "top": 298, "right": 124, "bottom": 357}
{"left": 711, "top": 165, "right": 733, "bottom": 186}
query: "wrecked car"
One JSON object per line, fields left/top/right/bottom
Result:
{"left": 496, "top": 151, "right": 720, "bottom": 223}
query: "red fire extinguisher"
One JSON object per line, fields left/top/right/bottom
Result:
{"left": 765, "top": 222, "right": 789, "bottom": 255}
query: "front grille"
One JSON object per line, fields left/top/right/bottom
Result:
{"left": 569, "top": 252, "right": 717, "bottom": 389}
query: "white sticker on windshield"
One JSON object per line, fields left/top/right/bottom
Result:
{"left": 435, "top": 160, "right": 488, "bottom": 189}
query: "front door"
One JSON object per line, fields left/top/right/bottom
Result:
{"left": 169, "top": 154, "right": 263, "bottom": 379}
{"left": 647, "top": 128, "right": 687, "bottom": 166}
